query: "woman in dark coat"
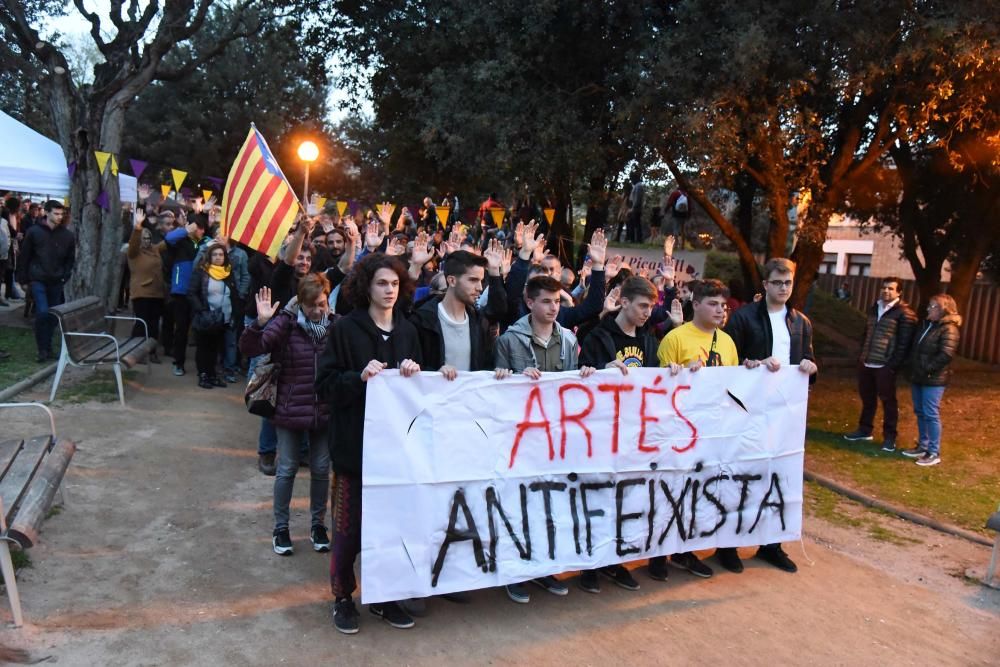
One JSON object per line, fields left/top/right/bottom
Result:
{"left": 240, "top": 273, "right": 333, "bottom": 556}
{"left": 901, "top": 293, "right": 962, "bottom": 467}
{"left": 188, "top": 243, "right": 239, "bottom": 389}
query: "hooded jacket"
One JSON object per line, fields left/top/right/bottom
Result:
{"left": 579, "top": 314, "right": 659, "bottom": 369}
{"left": 494, "top": 314, "right": 578, "bottom": 373}
{"left": 315, "top": 308, "right": 423, "bottom": 476}
{"left": 240, "top": 299, "right": 333, "bottom": 430}
{"left": 907, "top": 315, "right": 961, "bottom": 386}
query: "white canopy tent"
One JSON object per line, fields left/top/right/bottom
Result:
{"left": 0, "top": 110, "right": 137, "bottom": 203}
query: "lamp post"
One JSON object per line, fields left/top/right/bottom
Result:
{"left": 297, "top": 140, "right": 319, "bottom": 207}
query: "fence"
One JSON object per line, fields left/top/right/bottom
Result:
{"left": 816, "top": 274, "right": 1000, "bottom": 365}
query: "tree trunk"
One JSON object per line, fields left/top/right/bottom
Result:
{"left": 548, "top": 184, "right": 575, "bottom": 268}
{"left": 945, "top": 243, "right": 990, "bottom": 318}
{"left": 789, "top": 207, "right": 830, "bottom": 310}
{"left": 734, "top": 175, "right": 758, "bottom": 300}
{"left": 581, "top": 175, "right": 608, "bottom": 266}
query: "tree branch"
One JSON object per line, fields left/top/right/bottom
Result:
{"left": 71, "top": 0, "right": 110, "bottom": 54}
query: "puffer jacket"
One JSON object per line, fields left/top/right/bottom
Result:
{"left": 860, "top": 300, "right": 916, "bottom": 368}
{"left": 907, "top": 315, "right": 961, "bottom": 386}
{"left": 240, "top": 299, "right": 333, "bottom": 431}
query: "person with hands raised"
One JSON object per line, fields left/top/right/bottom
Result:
{"left": 315, "top": 253, "right": 423, "bottom": 634}
{"left": 126, "top": 207, "right": 166, "bottom": 358}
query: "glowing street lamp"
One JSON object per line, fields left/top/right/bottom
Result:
{"left": 297, "top": 140, "right": 319, "bottom": 207}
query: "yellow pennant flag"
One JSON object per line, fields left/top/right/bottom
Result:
{"left": 542, "top": 207, "right": 555, "bottom": 225}
{"left": 377, "top": 202, "right": 396, "bottom": 225}
{"left": 436, "top": 205, "right": 451, "bottom": 229}
{"left": 202, "top": 189, "right": 213, "bottom": 203}
{"left": 94, "top": 151, "right": 111, "bottom": 175}
{"left": 489, "top": 207, "right": 505, "bottom": 228}
{"left": 161, "top": 184, "right": 172, "bottom": 200}
{"left": 171, "top": 169, "right": 187, "bottom": 192}
{"left": 110, "top": 156, "right": 119, "bottom": 176}
{"left": 316, "top": 196, "right": 327, "bottom": 211}
{"left": 336, "top": 200, "right": 349, "bottom": 216}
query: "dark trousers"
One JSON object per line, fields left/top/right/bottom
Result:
{"left": 626, "top": 211, "right": 642, "bottom": 243}
{"left": 30, "top": 281, "right": 64, "bottom": 356}
{"left": 857, "top": 364, "right": 899, "bottom": 439}
{"left": 330, "top": 472, "right": 362, "bottom": 599}
{"left": 131, "top": 297, "right": 164, "bottom": 340}
{"left": 194, "top": 327, "right": 225, "bottom": 377}
{"left": 168, "top": 295, "right": 191, "bottom": 367}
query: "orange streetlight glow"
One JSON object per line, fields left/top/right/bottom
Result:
{"left": 297, "top": 141, "right": 320, "bottom": 205}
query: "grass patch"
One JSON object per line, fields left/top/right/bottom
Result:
{"left": 46, "top": 506, "right": 62, "bottom": 519}
{"left": 0, "top": 325, "right": 61, "bottom": 391}
{"left": 805, "top": 482, "right": 921, "bottom": 545}
{"left": 56, "top": 368, "right": 140, "bottom": 403}
{"left": 10, "top": 549, "right": 31, "bottom": 570}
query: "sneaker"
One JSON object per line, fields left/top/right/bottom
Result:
{"left": 531, "top": 575, "right": 569, "bottom": 596}
{"left": 578, "top": 570, "right": 600, "bottom": 594}
{"left": 258, "top": 453, "right": 276, "bottom": 476}
{"left": 210, "top": 375, "right": 226, "bottom": 388}
{"left": 669, "top": 552, "right": 713, "bottom": 578}
{"left": 716, "top": 547, "right": 744, "bottom": 573}
{"left": 843, "top": 429, "right": 873, "bottom": 441}
{"left": 880, "top": 438, "right": 897, "bottom": 453}
{"left": 272, "top": 528, "right": 293, "bottom": 555}
{"left": 198, "top": 373, "right": 214, "bottom": 389}
{"left": 505, "top": 583, "right": 530, "bottom": 604}
{"left": 648, "top": 556, "right": 669, "bottom": 581}
{"left": 915, "top": 453, "right": 941, "bottom": 467}
{"left": 224, "top": 372, "right": 238, "bottom": 384}
{"left": 756, "top": 544, "right": 798, "bottom": 573}
{"left": 399, "top": 598, "right": 427, "bottom": 617}
{"left": 173, "top": 364, "right": 185, "bottom": 377}
{"left": 369, "top": 601, "right": 415, "bottom": 629}
{"left": 599, "top": 565, "right": 640, "bottom": 591}
{"left": 900, "top": 446, "right": 927, "bottom": 458}
{"left": 311, "top": 524, "right": 331, "bottom": 552}
{"left": 332, "top": 598, "right": 360, "bottom": 634}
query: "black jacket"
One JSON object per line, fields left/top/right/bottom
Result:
{"left": 724, "top": 300, "right": 816, "bottom": 369}
{"left": 409, "top": 274, "right": 507, "bottom": 371}
{"left": 861, "top": 300, "right": 917, "bottom": 368}
{"left": 315, "top": 308, "right": 423, "bottom": 476}
{"left": 187, "top": 267, "right": 240, "bottom": 320}
{"left": 579, "top": 314, "right": 659, "bottom": 369}
{"left": 16, "top": 222, "right": 75, "bottom": 285}
{"left": 907, "top": 315, "right": 961, "bottom": 386}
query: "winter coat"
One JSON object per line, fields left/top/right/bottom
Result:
{"left": 240, "top": 300, "right": 332, "bottom": 430}
{"left": 315, "top": 308, "right": 423, "bottom": 476}
{"left": 906, "top": 315, "right": 961, "bottom": 387}
{"left": 579, "top": 314, "right": 659, "bottom": 369}
{"left": 724, "top": 300, "right": 817, "bottom": 380}
{"left": 494, "top": 314, "right": 578, "bottom": 373}
{"left": 409, "top": 274, "right": 507, "bottom": 371}
{"left": 126, "top": 227, "right": 166, "bottom": 299}
{"left": 860, "top": 300, "right": 917, "bottom": 368}
{"left": 16, "top": 221, "right": 75, "bottom": 286}
{"left": 187, "top": 267, "right": 240, "bottom": 323}
{"left": 164, "top": 228, "right": 207, "bottom": 295}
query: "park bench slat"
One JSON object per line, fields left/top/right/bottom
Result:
{"left": 73, "top": 337, "right": 119, "bottom": 363}
{"left": 0, "top": 436, "right": 52, "bottom": 524}
{"left": 0, "top": 439, "right": 25, "bottom": 480}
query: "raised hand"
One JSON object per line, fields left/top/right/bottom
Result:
{"left": 602, "top": 285, "right": 622, "bottom": 316}
{"left": 586, "top": 229, "right": 607, "bottom": 268}
{"left": 255, "top": 287, "right": 281, "bottom": 326}
{"left": 204, "top": 195, "right": 218, "bottom": 210}
{"left": 137, "top": 183, "right": 152, "bottom": 202}
{"left": 386, "top": 236, "right": 406, "bottom": 256}
{"left": 518, "top": 220, "right": 540, "bottom": 260}
{"left": 501, "top": 247, "right": 513, "bottom": 277}
{"left": 663, "top": 234, "right": 676, "bottom": 258}
{"left": 409, "top": 230, "right": 434, "bottom": 266}
{"left": 659, "top": 260, "right": 676, "bottom": 283}
{"left": 668, "top": 298, "right": 684, "bottom": 327}
{"left": 513, "top": 221, "right": 525, "bottom": 249}
{"left": 483, "top": 238, "right": 503, "bottom": 275}
{"left": 364, "top": 220, "right": 385, "bottom": 250}
{"left": 133, "top": 208, "right": 146, "bottom": 229}
{"left": 605, "top": 255, "right": 624, "bottom": 280}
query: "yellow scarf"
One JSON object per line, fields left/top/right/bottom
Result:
{"left": 207, "top": 264, "right": 231, "bottom": 281}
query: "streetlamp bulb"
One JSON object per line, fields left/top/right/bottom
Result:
{"left": 298, "top": 141, "right": 319, "bottom": 162}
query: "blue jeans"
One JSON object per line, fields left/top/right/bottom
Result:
{"left": 223, "top": 324, "right": 238, "bottom": 372}
{"left": 911, "top": 384, "right": 946, "bottom": 456}
{"left": 273, "top": 426, "right": 330, "bottom": 531}
{"left": 30, "top": 281, "right": 65, "bottom": 356}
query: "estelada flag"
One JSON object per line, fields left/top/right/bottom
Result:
{"left": 221, "top": 125, "right": 301, "bottom": 257}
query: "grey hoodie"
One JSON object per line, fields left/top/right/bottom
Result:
{"left": 494, "top": 314, "right": 579, "bottom": 373}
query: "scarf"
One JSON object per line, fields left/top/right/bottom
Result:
{"left": 207, "top": 264, "right": 231, "bottom": 281}
{"left": 297, "top": 308, "right": 330, "bottom": 343}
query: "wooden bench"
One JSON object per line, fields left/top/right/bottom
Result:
{"left": 0, "top": 403, "right": 76, "bottom": 627}
{"left": 49, "top": 296, "right": 156, "bottom": 406}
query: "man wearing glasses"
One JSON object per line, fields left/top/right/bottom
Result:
{"left": 723, "top": 257, "right": 818, "bottom": 574}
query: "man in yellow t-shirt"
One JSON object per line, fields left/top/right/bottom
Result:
{"left": 651, "top": 278, "right": 738, "bottom": 580}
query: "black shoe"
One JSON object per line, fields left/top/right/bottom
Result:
{"left": 670, "top": 552, "right": 714, "bottom": 578}
{"left": 716, "top": 547, "right": 744, "bottom": 573}
{"left": 210, "top": 375, "right": 226, "bottom": 388}
{"left": 578, "top": 570, "right": 600, "bottom": 594}
{"left": 311, "top": 524, "right": 331, "bottom": 552}
{"left": 531, "top": 575, "right": 569, "bottom": 596}
{"left": 332, "top": 598, "right": 360, "bottom": 634}
{"left": 505, "top": 583, "right": 530, "bottom": 604}
{"left": 880, "top": 438, "right": 897, "bottom": 453}
{"left": 272, "top": 527, "right": 293, "bottom": 555}
{"left": 258, "top": 452, "right": 276, "bottom": 476}
{"left": 369, "top": 601, "right": 415, "bottom": 629}
{"left": 648, "top": 556, "right": 669, "bottom": 581}
{"left": 198, "top": 373, "right": 214, "bottom": 389}
{"left": 441, "top": 591, "right": 472, "bottom": 603}
{"left": 756, "top": 545, "right": 798, "bottom": 573}
{"left": 599, "top": 565, "right": 640, "bottom": 591}
{"left": 843, "top": 429, "right": 873, "bottom": 442}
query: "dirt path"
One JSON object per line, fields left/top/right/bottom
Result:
{"left": 1, "top": 364, "right": 997, "bottom": 666}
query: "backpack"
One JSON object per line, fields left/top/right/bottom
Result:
{"left": 673, "top": 193, "right": 689, "bottom": 215}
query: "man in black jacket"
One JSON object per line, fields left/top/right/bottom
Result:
{"left": 843, "top": 277, "right": 916, "bottom": 452}
{"left": 17, "top": 200, "right": 75, "bottom": 362}
{"left": 724, "top": 257, "right": 818, "bottom": 574}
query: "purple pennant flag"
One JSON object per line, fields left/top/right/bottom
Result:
{"left": 349, "top": 200, "right": 359, "bottom": 216}
{"left": 96, "top": 190, "right": 110, "bottom": 211}
{"left": 206, "top": 176, "right": 224, "bottom": 187}
{"left": 67, "top": 161, "right": 77, "bottom": 179}
{"left": 129, "top": 159, "right": 148, "bottom": 180}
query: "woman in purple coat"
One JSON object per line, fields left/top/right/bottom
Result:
{"left": 240, "top": 273, "right": 333, "bottom": 556}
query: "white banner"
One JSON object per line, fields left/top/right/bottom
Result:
{"left": 360, "top": 367, "right": 807, "bottom": 604}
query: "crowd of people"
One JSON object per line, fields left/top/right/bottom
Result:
{"left": 0, "top": 188, "right": 962, "bottom": 635}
